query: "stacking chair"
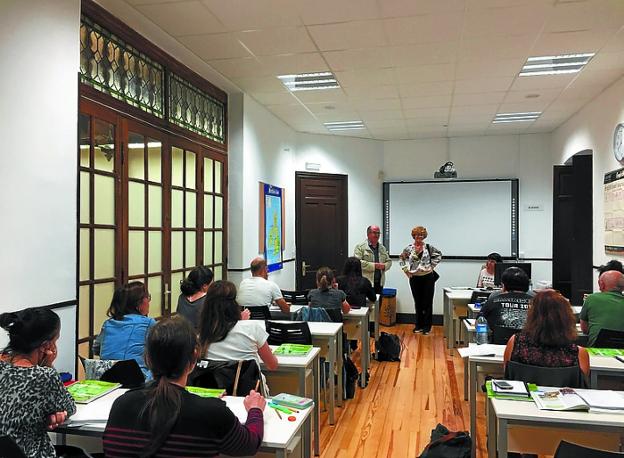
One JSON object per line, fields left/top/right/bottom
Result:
{"left": 265, "top": 320, "right": 312, "bottom": 346}
{"left": 281, "top": 289, "right": 310, "bottom": 305}
{"left": 490, "top": 326, "right": 519, "bottom": 345}
{"left": 81, "top": 358, "right": 145, "bottom": 388}
{"left": 188, "top": 359, "right": 262, "bottom": 396}
{"left": 504, "top": 360, "right": 587, "bottom": 388}
{"left": 248, "top": 305, "right": 272, "bottom": 320}
{"left": 593, "top": 328, "right": 624, "bottom": 349}
{"left": 554, "top": 440, "right": 624, "bottom": 458}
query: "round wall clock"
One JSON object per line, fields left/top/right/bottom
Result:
{"left": 615, "top": 123, "right": 624, "bottom": 165}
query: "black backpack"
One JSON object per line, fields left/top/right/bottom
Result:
{"left": 343, "top": 354, "right": 359, "bottom": 399}
{"left": 377, "top": 332, "right": 401, "bottom": 361}
{"left": 419, "top": 424, "right": 471, "bottom": 458}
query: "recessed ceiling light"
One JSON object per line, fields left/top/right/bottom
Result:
{"left": 323, "top": 121, "right": 365, "bottom": 131}
{"left": 493, "top": 112, "right": 541, "bottom": 123}
{"left": 525, "top": 93, "right": 540, "bottom": 99}
{"left": 277, "top": 72, "right": 340, "bottom": 91}
{"left": 519, "top": 53, "right": 595, "bottom": 76}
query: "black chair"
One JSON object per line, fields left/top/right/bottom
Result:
{"left": 281, "top": 289, "right": 310, "bottom": 305}
{"left": 0, "top": 436, "right": 26, "bottom": 458}
{"left": 188, "top": 359, "right": 261, "bottom": 396}
{"left": 80, "top": 358, "right": 145, "bottom": 388}
{"left": 504, "top": 360, "right": 587, "bottom": 388}
{"left": 265, "top": 320, "right": 312, "bottom": 346}
{"left": 593, "top": 328, "right": 624, "bottom": 349}
{"left": 248, "top": 305, "right": 272, "bottom": 320}
{"left": 470, "top": 290, "right": 492, "bottom": 304}
{"left": 554, "top": 440, "right": 624, "bottom": 458}
{"left": 491, "top": 326, "right": 519, "bottom": 345}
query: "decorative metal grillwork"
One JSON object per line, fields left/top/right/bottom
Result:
{"left": 80, "top": 16, "right": 164, "bottom": 118}
{"left": 169, "top": 73, "right": 225, "bottom": 144}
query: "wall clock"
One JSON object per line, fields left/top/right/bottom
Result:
{"left": 615, "top": 123, "right": 624, "bottom": 165}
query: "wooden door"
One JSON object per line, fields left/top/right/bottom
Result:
{"left": 295, "top": 172, "right": 348, "bottom": 290}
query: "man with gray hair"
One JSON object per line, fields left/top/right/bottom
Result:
{"left": 580, "top": 270, "right": 624, "bottom": 346}
{"left": 237, "top": 257, "right": 290, "bottom": 313}
{"left": 353, "top": 225, "right": 392, "bottom": 294}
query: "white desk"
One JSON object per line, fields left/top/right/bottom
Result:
{"left": 58, "top": 389, "right": 313, "bottom": 458}
{"left": 344, "top": 306, "right": 370, "bottom": 387}
{"left": 487, "top": 393, "right": 624, "bottom": 458}
{"left": 270, "top": 304, "right": 304, "bottom": 320}
{"left": 443, "top": 288, "right": 473, "bottom": 351}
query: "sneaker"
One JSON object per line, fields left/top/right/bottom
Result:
{"left": 412, "top": 327, "right": 423, "bottom": 333}
{"left": 422, "top": 330, "right": 430, "bottom": 335}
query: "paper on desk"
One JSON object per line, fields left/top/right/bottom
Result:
{"left": 67, "top": 389, "right": 125, "bottom": 423}
{"left": 457, "top": 344, "right": 504, "bottom": 358}
{"left": 575, "top": 389, "right": 624, "bottom": 410}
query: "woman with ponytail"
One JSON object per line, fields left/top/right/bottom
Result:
{"left": 177, "top": 265, "right": 214, "bottom": 328}
{"left": 308, "top": 266, "right": 351, "bottom": 321}
{"left": 0, "top": 307, "right": 76, "bottom": 457}
{"left": 103, "top": 316, "right": 265, "bottom": 457}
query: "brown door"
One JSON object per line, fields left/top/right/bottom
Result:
{"left": 295, "top": 172, "right": 348, "bottom": 290}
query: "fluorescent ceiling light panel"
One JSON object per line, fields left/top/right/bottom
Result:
{"left": 323, "top": 120, "right": 365, "bottom": 131}
{"left": 278, "top": 72, "right": 340, "bottom": 91}
{"left": 519, "top": 53, "right": 595, "bottom": 76}
{"left": 493, "top": 112, "right": 541, "bottom": 123}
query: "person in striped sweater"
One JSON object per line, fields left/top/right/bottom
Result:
{"left": 103, "top": 316, "right": 265, "bottom": 457}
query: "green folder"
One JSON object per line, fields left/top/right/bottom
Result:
{"left": 273, "top": 343, "right": 313, "bottom": 356}
{"left": 185, "top": 386, "right": 226, "bottom": 398}
{"left": 67, "top": 380, "right": 120, "bottom": 404}
{"left": 485, "top": 380, "right": 537, "bottom": 402}
{"left": 586, "top": 348, "right": 624, "bottom": 357}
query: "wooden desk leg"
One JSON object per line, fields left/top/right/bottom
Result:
{"left": 312, "top": 356, "right": 320, "bottom": 456}
{"left": 486, "top": 397, "right": 496, "bottom": 458}
{"left": 328, "top": 337, "right": 336, "bottom": 425}
{"left": 469, "top": 360, "right": 477, "bottom": 456}
{"left": 497, "top": 418, "right": 508, "bottom": 458}
{"left": 337, "top": 333, "right": 343, "bottom": 407}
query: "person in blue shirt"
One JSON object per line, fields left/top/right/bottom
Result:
{"left": 93, "top": 281, "right": 156, "bottom": 379}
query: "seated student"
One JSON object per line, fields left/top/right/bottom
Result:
{"left": 0, "top": 307, "right": 76, "bottom": 457}
{"left": 597, "top": 259, "right": 624, "bottom": 275}
{"left": 504, "top": 290, "right": 589, "bottom": 377}
{"left": 308, "top": 267, "right": 351, "bottom": 322}
{"left": 476, "top": 252, "right": 503, "bottom": 288}
{"left": 177, "top": 265, "right": 213, "bottom": 328}
{"left": 198, "top": 281, "right": 278, "bottom": 392}
{"left": 580, "top": 270, "right": 624, "bottom": 347}
{"left": 93, "top": 281, "right": 156, "bottom": 379}
{"left": 236, "top": 257, "right": 290, "bottom": 313}
{"left": 337, "top": 257, "right": 376, "bottom": 309}
{"left": 103, "top": 316, "right": 265, "bottom": 457}
{"left": 479, "top": 267, "right": 532, "bottom": 336}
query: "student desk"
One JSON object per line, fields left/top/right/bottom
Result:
{"left": 462, "top": 319, "right": 586, "bottom": 345}
{"left": 443, "top": 288, "right": 473, "bottom": 351}
{"left": 269, "top": 304, "right": 304, "bottom": 320}
{"left": 487, "top": 394, "right": 624, "bottom": 458}
{"left": 344, "top": 306, "right": 370, "bottom": 387}
{"left": 57, "top": 390, "right": 313, "bottom": 458}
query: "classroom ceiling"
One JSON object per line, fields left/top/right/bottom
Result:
{"left": 122, "top": 0, "right": 624, "bottom": 140}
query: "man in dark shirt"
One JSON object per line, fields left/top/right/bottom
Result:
{"left": 479, "top": 267, "right": 532, "bottom": 340}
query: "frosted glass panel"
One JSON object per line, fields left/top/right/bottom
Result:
{"left": 148, "top": 231, "right": 162, "bottom": 273}
{"left": 79, "top": 229, "right": 90, "bottom": 282}
{"left": 94, "top": 119, "right": 115, "bottom": 173}
{"left": 128, "top": 230, "right": 145, "bottom": 276}
{"left": 147, "top": 140, "right": 161, "bottom": 183}
{"left": 172, "top": 190, "right": 183, "bottom": 228}
{"left": 128, "top": 182, "right": 145, "bottom": 227}
{"left": 172, "top": 147, "right": 184, "bottom": 187}
{"left": 214, "top": 196, "right": 223, "bottom": 229}
{"left": 215, "top": 161, "right": 222, "bottom": 194}
{"left": 148, "top": 185, "right": 162, "bottom": 228}
{"left": 204, "top": 158, "right": 213, "bottom": 193}
{"left": 204, "top": 195, "right": 213, "bottom": 229}
{"left": 214, "top": 231, "right": 222, "bottom": 264}
{"left": 128, "top": 133, "right": 144, "bottom": 179}
{"left": 171, "top": 231, "right": 183, "bottom": 270}
{"left": 171, "top": 271, "right": 184, "bottom": 303}
{"left": 80, "top": 172, "right": 90, "bottom": 224}
{"left": 80, "top": 145, "right": 90, "bottom": 168}
{"left": 94, "top": 229, "right": 115, "bottom": 279}
{"left": 148, "top": 276, "right": 162, "bottom": 318}
{"left": 203, "top": 231, "right": 213, "bottom": 265}
{"left": 185, "top": 151, "right": 196, "bottom": 189}
{"left": 185, "top": 231, "right": 196, "bottom": 267}
{"left": 186, "top": 191, "right": 196, "bottom": 228}
{"left": 94, "top": 282, "right": 115, "bottom": 333}
{"left": 79, "top": 285, "right": 90, "bottom": 339}
{"left": 79, "top": 113, "right": 90, "bottom": 167}
{"left": 213, "top": 265, "right": 222, "bottom": 281}
{"left": 94, "top": 175, "right": 115, "bottom": 225}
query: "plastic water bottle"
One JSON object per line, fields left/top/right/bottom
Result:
{"left": 476, "top": 316, "right": 489, "bottom": 345}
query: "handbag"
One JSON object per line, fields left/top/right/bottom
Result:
{"left": 426, "top": 244, "right": 440, "bottom": 282}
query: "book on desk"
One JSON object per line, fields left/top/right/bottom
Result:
{"left": 66, "top": 380, "right": 120, "bottom": 404}
{"left": 272, "top": 343, "right": 313, "bottom": 356}
{"left": 531, "top": 388, "right": 624, "bottom": 413}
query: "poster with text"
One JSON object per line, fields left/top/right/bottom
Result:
{"left": 264, "top": 183, "right": 283, "bottom": 272}
{"left": 604, "top": 168, "right": 624, "bottom": 253}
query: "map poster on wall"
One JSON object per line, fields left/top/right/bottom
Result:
{"left": 604, "top": 168, "right": 624, "bottom": 253}
{"left": 261, "top": 183, "right": 284, "bottom": 272}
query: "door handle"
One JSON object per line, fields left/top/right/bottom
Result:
{"left": 302, "top": 261, "right": 311, "bottom": 276}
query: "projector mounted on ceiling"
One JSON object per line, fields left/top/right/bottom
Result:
{"left": 434, "top": 161, "right": 457, "bottom": 179}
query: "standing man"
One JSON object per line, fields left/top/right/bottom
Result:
{"left": 580, "top": 270, "right": 624, "bottom": 347}
{"left": 237, "top": 257, "right": 290, "bottom": 313}
{"left": 354, "top": 225, "right": 392, "bottom": 294}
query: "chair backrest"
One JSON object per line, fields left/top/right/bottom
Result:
{"left": 281, "top": 289, "right": 310, "bottom": 305}
{"left": 594, "top": 328, "right": 624, "bottom": 349}
{"left": 294, "top": 306, "right": 333, "bottom": 323}
{"left": 470, "top": 290, "right": 492, "bottom": 303}
{"left": 265, "top": 320, "right": 312, "bottom": 346}
{"left": 0, "top": 436, "right": 27, "bottom": 458}
{"left": 554, "top": 440, "right": 624, "bottom": 458}
{"left": 187, "top": 359, "right": 260, "bottom": 396}
{"left": 504, "top": 360, "right": 586, "bottom": 388}
{"left": 82, "top": 358, "right": 145, "bottom": 387}
{"left": 491, "top": 327, "right": 519, "bottom": 345}
{"left": 248, "top": 305, "right": 272, "bottom": 320}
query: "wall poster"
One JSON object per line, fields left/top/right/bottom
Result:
{"left": 259, "top": 182, "right": 284, "bottom": 272}
{"left": 604, "top": 167, "right": 624, "bottom": 253}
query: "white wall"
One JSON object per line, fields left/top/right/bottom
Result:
{"left": 0, "top": 0, "right": 79, "bottom": 373}
{"left": 552, "top": 75, "right": 624, "bottom": 275}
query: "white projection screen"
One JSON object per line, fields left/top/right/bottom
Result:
{"left": 383, "top": 179, "right": 518, "bottom": 258}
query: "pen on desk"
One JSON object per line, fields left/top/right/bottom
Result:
{"left": 254, "top": 379, "right": 260, "bottom": 392}
{"left": 274, "top": 408, "right": 283, "bottom": 419}
{"left": 615, "top": 356, "right": 624, "bottom": 364}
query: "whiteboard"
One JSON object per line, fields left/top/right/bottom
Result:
{"left": 384, "top": 180, "right": 518, "bottom": 258}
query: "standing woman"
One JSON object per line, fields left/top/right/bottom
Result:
{"left": 177, "top": 266, "right": 214, "bottom": 328}
{"left": 399, "top": 226, "right": 442, "bottom": 335}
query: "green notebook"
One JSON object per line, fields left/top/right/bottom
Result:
{"left": 586, "top": 348, "right": 624, "bottom": 357}
{"left": 67, "top": 380, "right": 120, "bottom": 404}
{"left": 186, "top": 386, "right": 226, "bottom": 398}
{"left": 485, "top": 380, "right": 537, "bottom": 401}
{"left": 273, "top": 343, "right": 313, "bottom": 356}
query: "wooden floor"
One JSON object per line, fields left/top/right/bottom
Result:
{"left": 317, "top": 324, "right": 487, "bottom": 458}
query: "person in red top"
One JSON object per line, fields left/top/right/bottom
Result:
{"left": 103, "top": 316, "right": 265, "bottom": 457}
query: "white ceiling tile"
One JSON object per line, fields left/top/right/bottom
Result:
{"left": 557, "top": 84, "right": 603, "bottom": 102}
{"left": 249, "top": 91, "right": 298, "bottom": 105}
{"left": 387, "top": 43, "right": 458, "bottom": 67}
{"left": 360, "top": 110, "right": 404, "bottom": 122}
{"left": 208, "top": 57, "right": 268, "bottom": 79}
{"left": 509, "top": 74, "right": 576, "bottom": 91}
{"left": 295, "top": 0, "right": 380, "bottom": 25}
{"left": 260, "top": 53, "right": 329, "bottom": 76}
{"left": 238, "top": 27, "right": 317, "bottom": 56}
{"left": 351, "top": 98, "right": 403, "bottom": 111}
{"left": 530, "top": 29, "right": 616, "bottom": 56}
{"left": 497, "top": 100, "right": 551, "bottom": 113}
{"left": 315, "top": 111, "right": 363, "bottom": 122}
{"left": 383, "top": 13, "right": 464, "bottom": 46}
{"left": 449, "top": 127, "right": 487, "bottom": 137}
{"left": 405, "top": 118, "right": 448, "bottom": 129}
{"left": 544, "top": 0, "right": 624, "bottom": 33}
{"left": 455, "top": 58, "right": 525, "bottom": 80}
{"left": 342, "top": 85, "right": 400, "bottom": 99}
{"left": 307, "top": 21, "right": 388, "bottom": 51}
{"left": 403, "top": 107, "right": 450, "bottom": 120}
{"left": 304, "top": 101, "right": 355, "bottom": 114}
{"left": 459, "top": 34, "right": 534, "bottom": 61}
{"left": 266, "top": 103, "right": 311, "bottom": 117}
{"left": 408, "top": 126, "right": 448, "bottom": 137}
{"left": 380, "top": 0, "right": 465, "bottom": 17}
{"left": 322, "top": 48, "right": 394, "bottom": 71}
{"left": 401, "top": 95, "right": 453, "bottom": 109}
{"left": 366, "top": 119, "right": 407, "bottom": 129}
{"left": 395, "top": 64, "right": 456, "bottom": 84}
{"left": 454, "top": 77, "right": 514, "bottom": 94}
{"left": 466, "top": 0, "right": 546, "bottom": 10}
{"left": 546, "top": 98, "right": 590, "bottom": 113}
{"left": 201, "top": 0, "right": 302, "bottom": 30}
{"left": 135, "top": 1, "right": 226, "bottom": 36}
{"left": 503, "top": 89, "right": 561, "bottom": 104}
{"left": 451, "top": 104, "right": 499, "bottom": 116}
{"left": 398, "top": 81, "right": 454, "bottom": 98}
{"left": 334, "top": 69, "right": 397, "bottom": 88}
{"left": 179, "top": 33, "right": 252, "bottom": 60}
{"left": 571, "top": 68, "right": 624, "bottom": 89}
{"left": 587, "top": 51, "right": 624, "bottom": 72}
{"left": 486, "top": 124, "right": 531, "bottom": 135}
{"left": 463, "top": 5, "right": 549, "bottom": 38}
{"left": 231, "top": 76, "right": 288, "bottom": 93}
{"left": 294, "top": 88, "right": 349, "bottom": 104}
{"left": 602, "top": 28, "right": 624, "bottom": 53}
{"left": 452, "top": 92, "right": 507, "bottom": 106}
{"left": 126, "top": 0, "right": 189, "bottom": 4}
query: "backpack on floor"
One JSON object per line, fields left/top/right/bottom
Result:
{"left": 377, "top": 332, "right": 401, "bottom": 361}
{"left": 418, "top": 423, "right": 472, "bottom": 458}
{"left": 343, "top": 354, "right": 359, "bottom": 399}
